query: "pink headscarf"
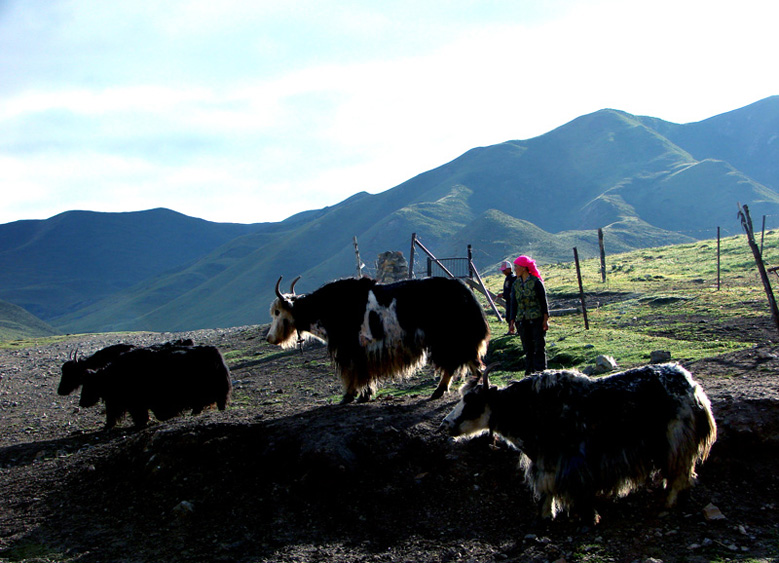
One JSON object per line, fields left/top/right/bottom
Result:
{"left": 513, "top": 255, "right": 543, "bottom": 281}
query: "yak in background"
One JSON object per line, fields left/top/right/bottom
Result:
{"left": 78, "top": 343, "right": 230, "bottom": 429}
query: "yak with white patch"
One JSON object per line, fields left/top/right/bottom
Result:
{"left": 267, "top": 276, "right": 490, "bottom": 403}
{"left": 441, "top": 363, "right": 716, "bottom": 524}
{"left": 79, "top": 344, "right": 231, "bottom": 429}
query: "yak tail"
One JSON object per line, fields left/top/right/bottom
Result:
{"left": 693, "top": 384, "right": 717, "bottom": 462}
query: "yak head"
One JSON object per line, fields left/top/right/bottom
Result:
{"left": 440, "top": 363, "right": 499, "bottom": 437}
{"left": 58, "top": 349, "right": 84, "bottom": 396}
{"left": 79, "top": 369, "right": 104, "bottom": 408}
{"left": 266, "top": 276, "right": 302, "bottom": 347}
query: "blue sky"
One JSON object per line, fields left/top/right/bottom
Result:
{"left": 1, "top": 0, "right": 777, "bottom": 224}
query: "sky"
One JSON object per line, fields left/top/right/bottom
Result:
{"left": 2, "top": 0, "right": 778, "bottom": 225}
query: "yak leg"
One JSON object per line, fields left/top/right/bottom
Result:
{"left": 537, "top": 493, "right": 556, "bottom": 521}
{"left": 665, "top": 467, "right": 695, "bottom": 507}
{"left": 129, "top": 407, "right": 149, "bottom": 429}
{"left": 103, "top": 401, "right": 125, "bottom": 430}
{"left": 431, "top": 360, "right": 481, "bottom": 400}
{"left": 663, "top": 445, "right": 698, "bottom": 507}
{"left": 340, "top": 368, "right": 368, "bottom": 404}
{"left": 430, "top": 371, "right": 453, "bottom": 400}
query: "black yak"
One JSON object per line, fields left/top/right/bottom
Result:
{"left": 79, "top": 344, "right": 231, "bottom": 429}
{"left": 58, "top": 339, "right": 195, "bottom": 396}
{"left": 267, "top": 276, "right": 490, "bottom": 403}
{"left": 59, "top": 343, "right": 136, "bottom": 396}
{"left": 441, "top": 363, "right": 717, "bottom": 524}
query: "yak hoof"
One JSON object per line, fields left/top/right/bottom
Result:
{"left": 339, "top": 393, "right": 356, "bottom": 405}
{"left": 429, "top": 387, "right": 445, "bottom": 401}
{"left": 356, "top": 390, "right": 373, "bottom": 403}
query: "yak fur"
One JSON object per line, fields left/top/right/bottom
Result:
{"left": 59, "top": 339, "right": 195, "bottom": 396}
{"left": 441, "top": 363, "right": 717, "bottom": 523}
{"left": 267, "top": 276, "right": 490, "bottom": 403}
{"left": 79, "top": 344, "right": 231, "bottom": 429}
{"left": 59, "top": 343, "right": 136, "bottom": 396}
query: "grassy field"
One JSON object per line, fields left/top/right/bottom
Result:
{"left": 478, "top": 230, "right": 779, "bottom": 385}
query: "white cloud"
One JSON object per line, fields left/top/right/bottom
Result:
{"left": 1, "top": 0, "right": 778, "bottom": 224}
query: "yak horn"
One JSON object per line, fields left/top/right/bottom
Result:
{"left": 481, "top": 362, "right": 501, "bottom": 389}
{"left": 275, "top": 277, "right": 284, "bottom": 299}
{"left": 289, "top": 276, "right": 301, "bottom": 295}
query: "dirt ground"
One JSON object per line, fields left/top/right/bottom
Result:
{"left": 0, "top": 317, "right": 778, "bottom": 563}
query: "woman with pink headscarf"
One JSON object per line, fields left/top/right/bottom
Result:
{"left": 509, "top": 255, "right": 549, "bottom": 374}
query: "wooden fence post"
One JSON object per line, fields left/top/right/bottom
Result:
{"left": 598, "top": 228, "right": 606, "bottom": 283}
{"left": 573, "top": 247, "right": 590, "bottom": 330}
{"left": 761, "top": 214, "right": 766, "bottom": 255}
{"left": 717, "top": 226, "right": 721, "bottom": 291}
{"left": 738, "top": 204, "right": 779, "bottom": 336}
{"left": 353, "top": 236, "right": 363, "bottom": 279}
{"left": 409, "top": 233, "right": 417, "bottom": 279}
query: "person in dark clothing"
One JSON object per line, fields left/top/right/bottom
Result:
{"left": 499, "top": 260, "right": 516, "bottom": 335}
{"left": 509, "top": 255, "right": 549, "bottom": 374}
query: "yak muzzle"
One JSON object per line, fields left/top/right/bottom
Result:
{"left": 437, "top": 418, "right": 458, "bottom": 436}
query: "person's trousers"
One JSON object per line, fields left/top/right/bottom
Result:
{"left": 518, "top": 318, "right": 546, "bottom": 374}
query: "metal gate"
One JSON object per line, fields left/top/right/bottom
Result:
{"left": 426, "top": 257, "right": 472, "bottom": 279}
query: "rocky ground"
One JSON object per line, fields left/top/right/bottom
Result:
{"left": 0, "top": 319, "right": 778, "bottom": 563}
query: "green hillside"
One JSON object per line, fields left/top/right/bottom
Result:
{"left": 0, "top": 300, "right": 61, "bottom": 341}
{"left": 660, "top": 95, "right": 779, "bottom": 192}
{"left": 8, "top": 97, "right": 779, "bottom": 333}
{"left": 0, "top": 208, "right": 264, "bottom": 321}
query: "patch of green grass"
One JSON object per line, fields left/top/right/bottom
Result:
{"left": 228, "top": 390, "right": 253, "bottom": 408}
{"left": 0, "top": 540, "right": 69, "bottom": 562}
{"left": 0, "top": 334, "right": 77, "bottom": 350}
{"left": 376, "top": 379, "right": 436, "bottom": 399}
{"left": 225, "top": 347, "right": 305, "bottom": 369}
{"left": 479, "top": 232, "right": 776, "bottom": 377}
{"left": 490, "top": 324, "right": 748, "bottom": 373}
{"left": 571, "top": 541, "right": 610, "bottom": 562}
{"left": 0, "top": 331, "right": 150, "bottom": 350}
{"left": 221, "top": 349, "right": 249, "bottom": 361}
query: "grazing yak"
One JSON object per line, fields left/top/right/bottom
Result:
{"left": 79, "top": 344, "right": 231, "bottom": 429}
{"left": 267, "top": 276, "right": 490, "bottom": 403}
{"left": 441, "top": 363, "right": 717, "bottom": 524}
{"left": 58, "top": 339, "right": 195, "bottom": 396}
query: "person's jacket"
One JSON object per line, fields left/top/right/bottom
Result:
{"left": 510, "top": 275, "right": 549, "bottom": 321}
{"left": 502, "top": 273, "right": 516, "bottom": 321}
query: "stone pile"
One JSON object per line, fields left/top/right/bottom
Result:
{"left": 375, "top": 251, "right": 409, "bottom": 283}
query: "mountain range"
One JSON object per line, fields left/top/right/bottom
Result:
{"left": 2, "top": 96, "right": 779, "bottom": 335}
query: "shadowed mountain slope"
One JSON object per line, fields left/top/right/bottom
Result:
{"left": 4, "top": 97, "right": 779, "bottom": 332}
